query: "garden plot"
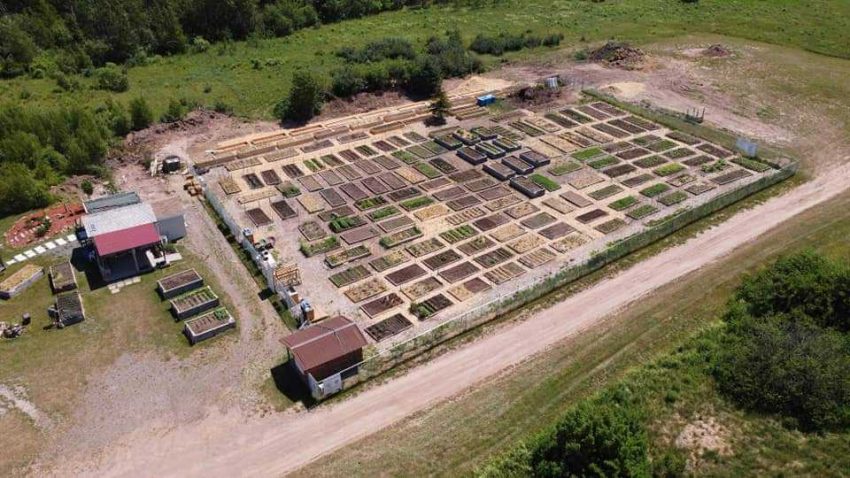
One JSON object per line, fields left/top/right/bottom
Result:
{"left": 421, "top": 177, "right": 452, "bottom": 191}
{"left": 243, "top": 173, "right": 264, "bottom": 189}
{"left": 386, "top": 264, "right": 427, "bottom": 286}
{"left": 510, "top": 176, "right": 546, "bottom": 198}
{"left": 362, "top": 177, "right": 390, "bottom": 195}
{"left": 319, "top": 188, "right": 346, "bottom": 208}
{"left": 458, "top": 235, "right": 495, "bottom": 256}
{"left": 411, "top": 293, "right": 453, "bottom": 321}
{"left": 340, "top": 183, "right": 369, "bottom": 201}
{"left": 319, "top": 205, "right": 355, "bottom": 221}
{"left": 449, "top": 169, "right": 484, "bottom": 183}
{"left": 621, "top": 173, "right": 654, "bottom": 187}
{"left": 543, "top": 197, "right": 574, "bottom": 214}
{"left": 373, "top": 155, "right": 402, "bottom": 170}
{"left": 473, "top": 213, "right": 510, "bottom": 232}
{"left": 683, "top": 155, "right": 714, "bottom": 167}
{"left": 664, "top": 148, "right": 696, "bottom": 160}
{"left": 414, "top": 204, "right": 449, "bottom": 221}
{"left": 595, "top": 218, "right": 627, "bottom": 234}
{"left": 341, "top": 226, "right": 380, "bottom": 245}
{"left": 380, "top": 226, "right": 422, "bottom": 248}
{"left": 423, "top": 249, "right": 462, "bottom": 271}
{"left": 328, "top": 214, "right": 367, "bottom": 233}
{"left": 486, "top": 195, "right": 523, "bottom": 212}
{"left": 365, "top": 314, "right": 413, "bottom": 342}
{"left": 576, "top": 209, "right": 609, "bottom": 224}
{"left": 519, "top": 248, "right": 557, "bottom": 269}
{"left": 550, "top": 234, "right": 588, "bottom": 253}
{"left": 354, "top": 159, "right": 382, "bottom": 175}
{"left": 626, "top": 204, "right": 659, "bottom": 220}
{"left": 330, "top": 265, "right": 371, "bottom": 288}
{"left": 219, "top": 177, "right": 241, "bottom": 195}
{"left": 440, "top": 225, "right": 478, "bottom": 244}
{"left": 378, "top": 216, "right": 414, "bottom": 233}
{"left": 388, "top": 187, "right": 421, "bottom": 202}
{"left": 475, "top": 247, "right": 514, "bottom": 269}
{"left": 320, "top": 169, "right": 344, "bottom": 186}
{"left": 157, "top": 269, "right": 202, "bottom": 299}
{"left": 588, "top": 184, "right": 624, "bottom": 201}
{"left": 505, "top": 202, "right": 540, "bottom": 219}
{"left": 261, "top": 170, "right": 282, "bottom": 185}
{"left": 338, "top": 165, "right": 363, "bottom": 180}
{"left": 345, "top": 278, "right": 387, "bottom": 303}
{"left": 712, "top": 169, "right": 753, "bottom": 185}
{"left": 429, "top": 157, "right": 458, "bottom": 174}
{"left": 320, "top": 154, "right": 345, "bottom": 167}
{"left": 406, "top": 237, "right": 444, "bottom": 258}
{"left": 448, "top": 277, "right": 491, "bottom": 302}
{"left": 697, "top": 143, "right": 733, "bottom": 158}
{"left": 247, "top": 208, "right": 273, "bottom": 227}
{"left": 300, "top": 237, "right": 340, "bottom": 257}
{"left": 339, "top": 150, "right": 362, "bottom": 162}
{"left": 485, "top": 262, "right": 526, "bottom": 285}
{"left": 685, "top": 182, "right": 717, "bottom": 195}
{"left": 282, "top": 164, "right": 305, "bottom": 178}
{"left": 434, "top": 186, "right": 467, "bottom": 201}
{"left": 568, "top": 171, "right": 605, "bottom": 189}
{"left": 667, "top": 174, "right": 697, "bottom": 187}
{"left": 491, "top": 223, "right": 526, "bottom": 243}
{"left": 325, "top": 245, "right": 371, "bottom": 268}
{"left": 446, "top": 195, "right": 482, "bottom": 211}
{"left": 170, "top": 287, "right": 220, "bottom": 321}
{"left": 439, "top": 262, "right": 481, "bottom": 283}
{"left": 577, "top": 105, "right": 610, "bottom": 120}
{"left": 521, "top": 212, "right": 557, "bottom": 229}
{"left": 447, "top": 207, "right": 486, "bottom": 226}
{"left": 402, "top": 277, "right": 444, "bottom": 301}
{"left": 299, "top": 221, "right": 327, "bottom": 241}
{"left": 465, "top": 177, "right": 498, "bottom": 193}
{"left": 369, "top": 250, "right": 409, "bottom": 272}
{"left": 477, "top": 186, "right": 511, "bottom": 201}
{"left": 539, "top": 222, "right": 576, "bottom": 240}
{"left": 362, "top": 293, "right": 404, "bottom": 318}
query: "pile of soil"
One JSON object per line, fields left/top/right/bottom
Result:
{"left": 588, "top": 41, "right": 646, "bottom": 69}
{"left": 703, "top": 44, "right": 732, "bottom": 58}
{"left": 508, "top": 83, "right": 567, "bottom": 109}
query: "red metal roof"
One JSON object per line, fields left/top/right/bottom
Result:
{"left": 280, "top": 316, "right": 368, "bottom": 375}
{"left": 93, "top": 223, "right": 161, "bottom": 256}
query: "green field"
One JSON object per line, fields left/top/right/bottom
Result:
{"left": 1, "top": 0, "right": 849, "bottom": 119}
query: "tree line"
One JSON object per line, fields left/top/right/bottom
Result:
{"left": 0, "top": 0, "right": 466, "bottom": 77}
{"left": 479, "top": 251, "right": 850, "bottom": 476}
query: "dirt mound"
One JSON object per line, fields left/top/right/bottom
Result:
{"left": 703, "top": 44, "right": 732, "bottom": 58}
{"left": 588, "top": 42, "right": 646, "bottom": 69}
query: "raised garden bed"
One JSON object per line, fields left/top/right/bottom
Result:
{"left": 399, "top": 196, "right": 434, "bottom": 211}
{"left": 414, "top": 162, "right": 442, "bottom": 179}
{"left": 373, "top": 155, "right": 402, "bottom": 170}
{"left": 261, "top": 170, "right": 282, "bottom": 185}
{"left": 519, "top": 248, "right": 557, "bottom": 269}
{"left": 576, "top": 209, "right": 609, "bottom": 224}
{"left": 640, "top": 183, "right": 671, "bottom": 198}
{"left": 502, "top": 156, "right": 534, "bottom": 175}
{"left": 521, "top": 212, "right": 557, "bottom": 229}
{"left": 329, "top": 264, "right": 371, "bottom": 287}
{"left": 608, "top": 196, "right": 639, "bottom": 211}
{"left": 560, "top": 191, "right": 592, "bottom": 208}
{"left": 658, "top": 191, "right": 689, "bottom": 206}
{"left": 653, "top": 163, "right": 686, "bottom": 177}
{"left": 170, "top": 286, "right": 220, "bottom": 321}
{"left": 473, "top": 213, "right": 510, "bottom": 232}
{"left": 339, "top": 149, "right": 362, "bottom": 162}
{"left": 378, "top": 215, "right": 414, "bottom": 232}
{"left": 365, "top": 314, "right": 413, "bottom": 342}
{"left": 391, "top": 149, "right": 419, "bottom": 164}
{"left": 568, "top": 171, "right": 605, "bottom": 189}
{"left": 368, "top": 206, "right": 400, "bottom": 221}
{"left": 325, "top": 245, "right": 371, "bottom": 268}
{"left": 457, "top": 147, "right": 487, "bottom": 165}
{"left": 446, "top": 195, "right": 483, "bottom": 211}
{"left": 711, "top": 168, "right": 753, "bottom": 185}
{"left": 355, "top": 196, "right": 388, "bottom": 211}
{"left": 369, "top": 250, "right": 410, "bottom": 272}
{"left": 474, "top": 247, "right": 514, "bottom": 268}
{"left": 617, "top": 147, "right": 652, "bottom": 160}
{"left": 464, "top": 178, "right": 497, "bottom": 193}
{"left": 282, "top": 164, "right": 305, "bottom": 179}
{"left": 340, "top": 226, "right": 379, "bottom": 245}
{"left": 685, "top": 183, "right": 717, "bottom": 195}
{"left": 184, "top": 308, "right": 235, "bottom": 345}
{"left": 380, "top": 226, "right": 423, "bottom": 249}
{"left": 548, "top": 161, "right": 582, "bottom": 176}
{"left": 732, "top": 157, "right": 772, "bottom": 172}
{"left": 588, "top": 184, "right": 624, "bottom": 200}
{"left": 626, "top": 204, "right": 659, "bottom": 220}
{"left": 300, "top": 236, "right": 340, "bottom": 257}
{"left": 298, "top": 175, "right": 323, "bottom": 192}
{"left": 697, "top": 143, "right": 733, "bottom": 158}
{"left": 539, "top": 222, "right": 575, "bottom": 240}
{"left": 491, "top": 224, "right": 526, "bottom": 243}
{"left": 603, "top": 164, "right": 637, "bottom": 178}
{"left": 530, "top": 174, "right": 561, "bottom": 192}
{"left": 56, "top": 292, "right": 85, "bottom": 326}
{"left": 476, "top": 142, "right": 507, "bottom": 159}
{"left": 340, "top": 183, "right": 369, "bottom": 201}
{"left": 433, "top": 186, "right": 466, "bottom": 201}
{"left": 509, "top": 176, "right": 546, "bottom": 198}
{"left": 299, "top": 221, "right": 327, "bottom": 241}
{"left": 328, "top": 215, "right": 367, "bottom": 233}
{"left": 344, "top": 278, "right": 387, "bottom": 303}
{"left": 435, "top": 135, "right": 463, "bottom": 150}
{"left": 378, "top": 172, "right": 407, "bottom": 190}
{"left": 634, "top": 156, "right": 669, "bottom": 168}
{"left": 49, "top": 262, "right": 77, "bottom": 294}
{"left": 246, "top": 208, "right": 273, "bottom": 227}
{"left": 665, "top": 131, "right": 700, "bottom": 145}
{"left": 157, "top": 269, "right": 203, "bottom": 299}
{"left": 362, "top": 293, "right": 404, "bottom": 318}
{"left": 411, "top": 294, "right": 453, "bottom": 320}
{"left": 423, "top": 249, "right": 462, "bottom": 270}
{"left": 320, "top": 154, "right": 345, "bottom": 167}
{"left": 452, "top": 129, "right": 480, "bottom": 145}
{"left": 405, "top": 238, "right": 445, "bottom": 258}
{"left": 645, "top": 139, "right": 677, "bottom": 152}
{"left": 494, "top": 138, "right": 521, "bottom": 152}
{"left": 447, "top": 207, "right": 487, "bottom": 226}
{"left": 386, "top": 264, "right": 427, "bottom": 286}
{"left": 587, "top": 156, "right": 620, "bottom": 170}
{"left": 439, "top": 261, "right": 481, "bottom": 283}
{"left": 243, "top": 173, "right": 264, "bottom": 189}
{"left": 595, "top": 218, "right": 627, "bottom": 234}
{"left": 550, "top": 234, "right": 589, "bottom": 253}
{"left": 664, "top": 148, "right": 696, "bottom": 160}
{"left": 508, "top": 234, "right": 547, "bottom": 254}
{"left": 561, "top": 108, "right": 594, "bottom": 124}
{"left": 388, "top": 187, "right": 421, "bottom": 202}
{"left": 484, "top": 262, "right": 526, "bottom": 285}
{"left": 320, "top": 169, "right": 344, "bottom": 186}
{"left": 429, "top": 157, "right": 458, "bottom": 174}
{"left": 458, "top": 235, "right": 495, "bottom": 256}
{"left": 319, "top": 205, "right": 355, "bottom": 221}
{"left": 271, "top": 200, "right": 297, "bottom": 221}
{"left": 667, "top": 174, "right": 697, "bottom": 187}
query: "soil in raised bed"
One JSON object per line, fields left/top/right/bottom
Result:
{"left": 540, "top": 222, "right": 577, "bottom": 240}
{"left": 341, "top": 226, "right": 379, "bottom": 245}
{"left": 246, "top": 208, "right": 273, "bottom": 227}
{"left": 386, "top": 263, "right": 428, "bottom": 286}
{"left": 439, "top": 262, "right": 480, "bottom": 283}
{"left": 365, "top": 313, "right": 413, "bottom": 342}
{"left": 473, "top": 213, "right": 510, "bottom": 232}
{"left": 458, "top": 236, "right": 496, "bottom": 256}
{"left": 423, "top": 249, "right": 462, "bottom": 270}
{"left": 446, "top": 195, "right": 482, "bottom": 211}
{"left": 362, "top": 293, "right": 404, "bottom": 318}
{"left": 521, "top": 212, "right": 557, "bottom": 229}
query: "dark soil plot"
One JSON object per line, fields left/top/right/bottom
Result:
{"left": 510, "top": 177, "right": 546, "bottom": 199}
{"left": 319, "top": 188, "right": 347, "bottom": 207}
{"left": 595, "top": 218, "right": 627, "bottom": 234}
{"left": 355, "top": 145, "right": 380, "bottom": 157}
{"left": 683, "top": 155, "right": 714, "bottom": 167}
{"left": 576, "top": 209, "right": 609, "bottom": 224}
{"left": 503, "top": 156, "right": 535, "bottom": 175}
{"left": 412, "top": 294, "right": 453, "bottom": 320}
{"left": 479, "top": 186, "right": 512, "bottom": 201}
{"left": 602, "top": 142, "right": 633, "bottom": 154}
{"left": 388, "top": 135, "right": 411, "bottom": 147}
{"left": 623, "top": 115, "right": 659, "bottom": 131}
{"left": 282, "top": 164, "right": 305, "bottom": 178}
{"left": 616, "top": 147, "right": 651, "bottom": 160}
{"left": 462, "top": 277, "right": 491, "bottom": 294}
{"left": 379, "top": 172, "right": 408, "bottom": 190}
{"left": 339, "top": 149, "right": 362, "bottom": 162}
{"left": 337, "top": 165, "right": 363, "bottom": 181}
{"left": 634, "top": 156, "right": 668, "bottom": 168}
{"left": 243, "top": 173, "right": 264, "bottom": 189}
{"left": 521, "top": 212, "right": 557, "bottom": 229}
{"left": 505, "top": 203, "right": 539, "bottom": 219}
{"left": 404, "top": 131, "right": 428, "bottom": 143}
{"left": 423, "top": 249, "right": 462, "bottom": 270}
{"left": 537, "top": 222, "right": 575, "bottom": 240}
{"left": 299, "top": 221, "right": 327, "bottom": 241}
{"left": 592, "top": 102, "right": 627, "bottom": 116}
{"left": 319, "top": 169, "right": 344, "bottom": 186}
{"left": 484, "top": 162, "right": 516, "bottom": 181}
{"left": 340, "top": 183, "right": 369, "bottom": 201}
{"left": 560, "top": 191, "right": 592, "bottom": 208}
{"left": 341, "top": 226, "right": 380, "bottom": 245}
{"left": 608, "top": 118, "right": 645, "bottom": 134}
{"left": 246, "top": 208, "right": 273, "bottom": 227}
{"left": 373, "top": 155, "right": 402, "bottom": 170}
{"left": 421, "top": 177, "right": 452, "bottom": 191}
{"left": 362, "top": 293, "right": 404, "bottom": 318}
{"left": 473, "top": 213, "right": 510, "bottom": 232}
{"left": 474, "top": 247, "right": 514, "bottom": 268}
{"left": 592, "top": 123, "right": 630, "bottom": 139}
{"left": 320, "top": 154, "right": 345, "bottom": 167}
{"left": 365, "top": 314, "right": 413, "bottom": 342}
{"left": 457, "top": 147, "right": 487, "bottom": 165}
{"left": 388, "top": 187, "right": 421, "bottom": 202}
{"left": 685, "top": 183, "right": 717, "bottom": 195}
{"left": 697, "top": 143, "right": 734, "bottom": 158}
{"left": 447, "top": 195, "right": 482, "bottom": 211}
{"left": 429, "top": 157, "right": 458, "bottom": 174}
{"left": 664, "top": 148, "right": 696, "bottom": 160}
{"left": 385, "top": 264, "right": 427, "bottom": 286}
{"left": 545, "top": 112, "right": 579, "bottom": 128}
{"left": 378, "top": 216, "right": 414, "bottom": 233}
{"left": 465, "top": 178, "right": 498, "bottom": 193}
{"left": 712, "top": 168, "right": 753, "bottom": 185}
{"left": 604, "top": 164, "right": 637, "bottom": 177}
{"left": 449, "top": 169, "right": 484, "bottom": 183}
{"left": 329, "top": 265, "right": 371, "bottom": 288}
{"left": 458, "top": 236, "right": 495, "bottom": 256}
{"left": 319, "top": 205, "right": 355, "bottom": 221}
{"left": 560, "top": 108, "right": 594, "bottom": 124}
{"left": 297, "top": 175, "right": 324, "bottom": 192}
{"left": 439, "top": 262, "right": 481, "bottom": 284}
{"left": 362, "top": 177, "right": 390, "bottom": 195}
{"left": 588, "top": 184, "right": 624, "bottom": 200}
{"left": 260, "top": 170, "right": 282, "bottom": 186}
{"left": 434, "top": 186, "right": 467, "bottom": 201}
{"left": 620, "top": 173, "right": 654, "bottom": 187}
{"left": 372, "top": 140, "right": 397, "bottom": 153}
{"left": 301, "top": 139, "right": 333, "bottom": 154}
{"left": 485, "top": 262, "right": 526, "bottom": 285}
{"left": 353, "top": 159, "right": 382, "bottom": 176}
{"left": 271, "top": 200, "right": 297, "bottom": 220}
{"left": 520, "top": 150, "right": 552, "bottom": 167}
{"left": 577, "top": 104, "right": 610, "bottom": 120}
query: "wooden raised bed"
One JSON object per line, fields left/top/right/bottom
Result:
{"left": 184, "top": 308, "right": 236, "bottom": 345}
{"left": 365, "top": 313, "right": 413, "bottom": 342}
{"left": 362, "top": 293, "right": 404, "bottom": 318}
{"left": 157, "top": 269, "right": 203, "bottom": 299}
{"left": 411, "top": 293, "right": 453, "bottom": 320}
{"left": 49, "top": 262, "right": 77, "bottom": 294}
{"left": 329, "top": 265, "right": 371, "bottom": 288}
{"left": 170, "top": 287, "right": 220, "bottom": 321}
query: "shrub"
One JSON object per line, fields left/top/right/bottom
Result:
{"left": 277, "top": 70, "right": 325, "bottom": 122}
{"left": 81, "top": 180, "right": 94, "bottom": 196}
{"left": 94, "top": 65, "right": 129, "bottom": 92}
{"left": 160, "top": 98, "right": 187, "bottom": 123}
{"left": 129, "top": 97, "right": 154, "bottom": 131}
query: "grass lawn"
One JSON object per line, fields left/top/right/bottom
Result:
{"left": 1, "top": 1, "right": 849, "bottom": 119}
{"left": 0, "top": 245, "right": 239, "bottom": 474}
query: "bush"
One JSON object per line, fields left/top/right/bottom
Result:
{"left": 470, "top": 32, "right": 563, "bottom": 56}
{"left": 337, "top": 37, "right": 416, "bottom": 63}
{"left": 94, "top": 65, "right": 129, "bottom": 92}
{"left": 278, "top": 70, "right": 325, "bottom": 122}
{"left": 81, "top": 180, "right": 94, "bottom": 196}
{"left": 129, "top": 97, "right": 154, "bottom": 131}
{"left": 160, "top": 98, "right": 187, "bottom": 123}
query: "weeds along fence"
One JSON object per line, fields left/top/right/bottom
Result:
{"left": 333, "top": 162, "right": 798, "bottom": 393}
